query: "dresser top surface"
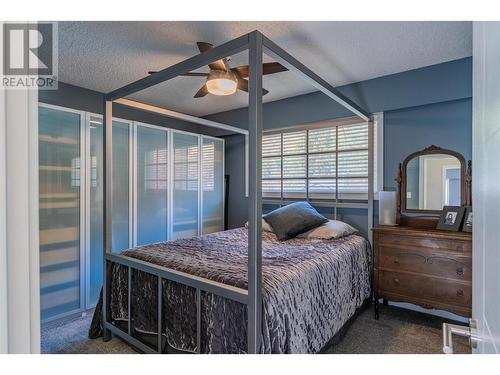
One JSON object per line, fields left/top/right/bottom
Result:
{"left": 372, "top": 225, "right": 472, "bottom": 240}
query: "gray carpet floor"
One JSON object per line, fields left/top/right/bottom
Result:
{"left": 41, "top": 305, "right": 470, "bottom": 354}
{"left": 326, "top": 305, "right": 470, "bottom": 354}
{"left": 41, "top": 313, "right": 137, "bottom": 354}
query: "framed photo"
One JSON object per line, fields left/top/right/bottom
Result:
{"left": 436, "top": 206, "right": 466, "bottom": 231}
{"left": 462, "top": 206, "right": 472, "bottom": 232}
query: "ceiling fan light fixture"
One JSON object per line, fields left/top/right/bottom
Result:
{"left": 206, "top": 71, "right": 237, "bottom": 96}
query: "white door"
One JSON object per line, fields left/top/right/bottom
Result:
{"left": 471, "top": 21, "right": 500, "bottom": 354}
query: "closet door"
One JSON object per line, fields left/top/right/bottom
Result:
{"left": 202, "top": 137, "right": 224, "bottom": 234}
{"left": 136, "top": 125, "right": 169, "bottom": 245}
{"left": 88, "top": 116, "right": 102, "bottom": 307}
{"left": 39, "top": 106, "right": 82, "bottom": 322}
{"left": 88, "top": 117, "right": 130, "bottom": 307}
{"left": 111, "top": 122, "right": 131, "bottom": 251}
{"left": 172, "top": 132, "right": 199, "bottom": 239}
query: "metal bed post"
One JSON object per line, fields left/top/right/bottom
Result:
{"left": 335, "top": 126, "right": 339, "bottom": 220}
{"left": 367, "top": 118, "right": 374, "bottom": 244}
{"left": 261, "top": 35, "right": 373, "bottom": 241}
{"left": 97, "top": 30, "right": 373, "bottom": 354}
{"left": 102, "top": 99, "right": 113, "bottom": 341}
{"left": 262, "top": 36, "right": 369, "bottom": 122}
{"left": 196, "top": 288, "right": 201, "bottom": 353}
{"left": 247, "top": 31, "right": 263, "bottom": 354}
{"left": 157, "top": 276, "right": 162, "bottom": 353}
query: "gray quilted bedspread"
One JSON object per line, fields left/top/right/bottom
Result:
{"left": 104, "top": 228, "right": 371, "bottom": 354}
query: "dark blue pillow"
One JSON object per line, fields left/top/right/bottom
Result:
{"left": 263, "top": 202, "right": 328, "bottom": 241}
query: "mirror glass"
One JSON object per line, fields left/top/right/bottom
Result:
{"left": 406, "top": 154, "right": 461, "bottom": 210}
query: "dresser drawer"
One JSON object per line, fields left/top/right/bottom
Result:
{"left": 378, "top": 246, "right": 471, "bottom": 281}
{"left": 377, "top": 234, "right": 471, "bottom": 253}
{"left": 379, "top": 270, "right": 471, "bottom": 307}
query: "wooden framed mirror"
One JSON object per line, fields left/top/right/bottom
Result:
{"left": 396, "top": 145, "right": 472, "bottom": 226}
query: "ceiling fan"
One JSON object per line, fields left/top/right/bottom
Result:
{"left": 148, "top": 42, "right": 288, "bottom": 98}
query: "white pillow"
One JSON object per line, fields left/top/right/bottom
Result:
{"left": 297, "top": 220, "right": 357, "bottom": 240}
{"left": 244, "top": 218, "right": 274, "bottom": 233}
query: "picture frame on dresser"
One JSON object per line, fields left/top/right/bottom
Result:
{"left": 436, "top": 206, "right": 466, "bottom": 231}
{"left": 371, "top": 145, "right": 472, "bottom": 320}
{"left": 462, "top": 206, "right": 473, "bottom": 232}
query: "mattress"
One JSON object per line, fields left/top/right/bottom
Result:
{"left": 91, "top": 227, "right": 372, "bottom": 353}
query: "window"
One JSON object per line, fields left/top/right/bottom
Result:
{"left": 202, "top": 141, "right": 215, "bottom": 191}
{"left": 173, "top": 141, "right": 198, "bottom": 192}
{"left": 145, "top": 148, "right": 168, "bottom": 191}
{"left": 90, "top": 156, "right": 98, "bottom": 187}
{"left": 71, "top": 157, "right": 81, "bottom": 188}
{"left": 262, "top": 118, "right": 381, "bottom": 200}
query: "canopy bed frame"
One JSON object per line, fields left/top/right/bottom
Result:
{"left": 101, "top": 31, "right": 372, "bottom": 354}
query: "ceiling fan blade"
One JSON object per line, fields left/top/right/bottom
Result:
{"left": 232, "top": 66, "right": 249, "bottom": 78}
{"left": 209, "top": 59, "right": 228, "bottom": 72}
{"left": 236, "top": 77, "right": 269, "bottom": 96}
{"left": 236, "top": 76, "right": 248, "bottom": 92}
{"left": 196, "top": 42, "right": 213, "bottom": 53}
{"left": 232, "top": 62, "right": 288, "bottom": 78}
{"left": 149, "top": 71, "right": 209, "bottom": 77}
{"left": 196, "top": 41, "right": 228, "bottom": 71}
{"left": 181, "top": 72, "right": 210, "bottom": 77}
{"left": 263, "top": 62, "right": 288, "bottom": 75}
{"left": 194, "top": 84, "right": 209, "bottom": 98}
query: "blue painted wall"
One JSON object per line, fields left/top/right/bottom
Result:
{"left": 208, "top": 58, "right": 473, "bottom": 231}
{"left": 207, "top": 57, "right": 472, "bottom": 132}
{"left": 383, "top": 98, "right": 472, "bottom": 190}
{"left": 406, "top": 157, "right": 420, "bottom": 209}
{"left": 224, "top": 134, "right": 248, "bottom": 231}
{"left": 41, "top": 57, "right": 473, "bottom": 235}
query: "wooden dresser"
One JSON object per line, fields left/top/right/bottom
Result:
{"left": 372, "top": 225, "right": 472, "bottom": 319}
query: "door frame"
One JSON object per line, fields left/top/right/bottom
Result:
{"left": 1, "top": 37, "right": 41, "bottom": 351}
{"left": 0, "top": 23, "right": 8, "bottom": 352}
{"left": 472, "top": 20, "right": 500, "bottom": 354}
{"left": 441, "top": 165, "right": 461, "bottom": 207}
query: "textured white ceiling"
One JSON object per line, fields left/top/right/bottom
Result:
{"left": 58, "top": 21, "right": 472, "bottom": 116}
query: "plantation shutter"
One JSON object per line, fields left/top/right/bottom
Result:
{"left": 262, "top": 121, "right": 372, "bottom": 199}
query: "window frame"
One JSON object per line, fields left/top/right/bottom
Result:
{"left": 262, "top": 115, "right": 382, "bottom": 202}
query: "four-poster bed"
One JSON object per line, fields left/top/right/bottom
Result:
{"left": 98, "top": 30, "right": 372, "bottom": 354}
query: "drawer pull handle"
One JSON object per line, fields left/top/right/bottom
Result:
{"left": 457, "top": 290, "right": 464, "bottom": 297}
{"left": 393, "top": 259, "right": 400, "bottom": 266}
{"left": 456, "top": 244, "right": 464, "bottom": 250}
{"left": 393, "top": 278, "right": 400, "bottom": 285}
{"left": 456, "top": 267, "right": 464, "bottom": 276}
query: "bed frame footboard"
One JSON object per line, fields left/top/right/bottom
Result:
{"left": 103, "top": 253, "right": 248, "bottom": 354}
{"left": 101, "top": 30, "right": 371, "bottom": 355}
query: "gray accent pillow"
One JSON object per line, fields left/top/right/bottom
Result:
{"left": 263, "top": 202, "right": 328, "bottom": 241}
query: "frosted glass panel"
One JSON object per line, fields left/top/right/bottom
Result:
{"left": 88, "top": 117, "right": 103, "bottom": 307}
{"left": 39, "top": 106, "right": 81, "bottom": 322}
{"left": 112, "top": 122, "right": 130, "bottom": 252}
{"left": 88, "top": 118, "right": 130, "bottom": 306}
{"left": 136, "top": 126, "right": 168, "bottom": 245}
{"left": 172, "top": 132, "right": 199, "bottom": 239}
{"left": 202, "top": 137, "right": 224, "bottom": 234}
